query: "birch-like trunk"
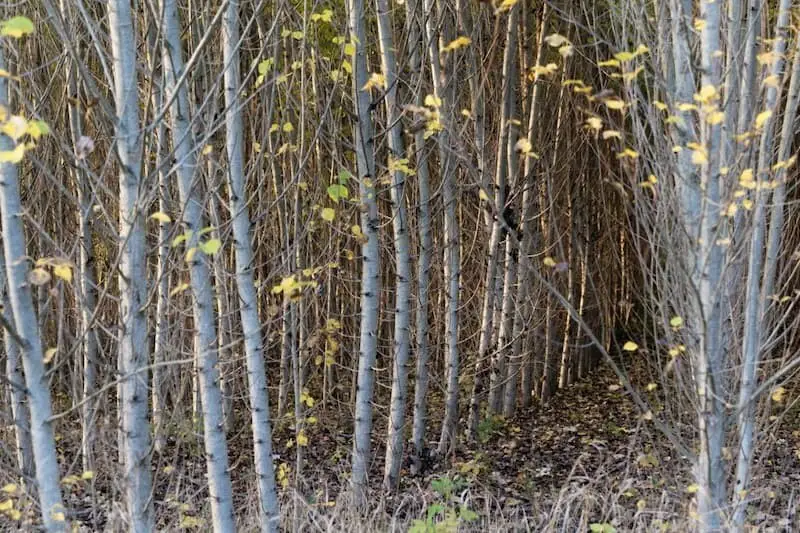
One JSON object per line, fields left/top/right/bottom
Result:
{"left": 376, "top": 0, "right": 413, "bottom": 491}
{"left": 426, "top": 0, "right": 461, "bottom": 457}
{"left": 0, "top": 244, "right": 35, "bottom": 482}
{"left": 348, "top": 0, "right": 380, "bottom": 506}
{"left": 161, "top": 1, "right": 235, "bottom": 529}
{"left": 0, "top": 112, "right": 65, "bottom": 531}
{"left": 733, "top": 2, "right": 793, "bottom": 528}
{"left": 107, "top": 1, "right": 153, "bottom": 529}
{"left": 221, "top": 0, "right": 281, "bottom": 527}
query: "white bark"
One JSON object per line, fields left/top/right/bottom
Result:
{"left": 161, "top": 0, "right": 236, "bottom": 529}
{"left": 0, "top": 244, "right": 35, "bottom": 482}
{"left": 221, "top": 0, "right": 281, "bottom": 527}
{"left": 376, "top": 0, "right": 413, "bottom": 490}
{"left": 107, "top": 0, "right": 153, "bottom": 529}
{"left": 733, "top": 2, "right": 793, "bottom": 528}
{"left": 426, "top": 0, "right": 461, "bottom": 457}
{"left": 348, "top": 0, "right": 380, "bottom": 506}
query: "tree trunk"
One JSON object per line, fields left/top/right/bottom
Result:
{"left": 348, "top": 0, "right": 380, "bottom": 507}
{"left": 108, "top": 0, "right": 154, "bottom": 529}
{"left": 376, "top": 0, "right": 413, "bottom": 491}
{"left": 161, "top": 1, "right": 235, "bottom": 529}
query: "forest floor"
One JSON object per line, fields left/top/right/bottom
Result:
{"left": 276, "top": 362, "right": 800, "bottom": 532}
{"left": 8, "top": 362, "right": 798, "bottom": 531}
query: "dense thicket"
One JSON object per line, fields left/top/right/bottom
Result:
{"left": 0, "top": 1, "right": 798, "bottom": 531}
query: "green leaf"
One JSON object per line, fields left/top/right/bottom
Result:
{"left": 0, "top": 16, "right": 34, "bottom": 38}
{"left": 327, "top": 184, "right": 349, "bottom": 202}
{"left": 338, "top": 169, "right": 351, "bottom": 185}
{"left": 199, "top": 238, "right": 221, "bottom": 255}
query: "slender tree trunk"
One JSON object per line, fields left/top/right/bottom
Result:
{"left": 348, "top": 0, "right": 379, "bottom": 507}
{"left": 221, "top": 1, "right": 281, "bottom": 527}
{"left": 406, "top": 0, "right": 434, "bottom": 471}
{"left": 0, "top": 244, "right": 35, "bottom": 483}
{"left": 161, "top": 1, "right": 236, "bottom": 529}
{"left": 429, "top": 0, "right": 461, "bottom": 457}
{"left": 733, "top": 2, "right": 793, "bottom": 528}
{"left": 107, "top": 1, "right": 154, "bottom": 529}
{"left": 376, "top": 0, "right": 413, "bottom": 491}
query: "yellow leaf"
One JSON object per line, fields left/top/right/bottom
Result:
{"left": 669, "top": 316, "right": 683, "bottom": 328}
{"left": 169, "top": 282, "right": 190, "bottom": 297}
{"left": 604, "top": 99, "right": 626, "bottom": 111}
{"left": 515, "top": 138, "right": 533, "bottom": 154}
{"left": 692, "top": 149, "right": 708, "bottom": 165}
{"left": 646, "top": 383, "right": 657, "bottom": 392}
{"left": 686, "top": 484, "right": 700, "bottom": 494}
{"left": 622, "top": 341, "right": 639, "bottom": 352}
{"left": 653, "top": 101, "right": 667, "bottom": 111}
{"left": 424, "top": 94, "right": 441, "bottom": 108}
{"left": 742, "top": 198, "right": 753, "bottom": 210}
{"left": 677, "top": 103, "right": 699, "bottom": 112}
{"left": 706, "top": 110, "right": 725, "bottom": 125}
{"left": 0, "top": 16, "right": 35, "bottom": 38}
{"left": 442, "top": 36, "right": 471, "bottom": 52}
{"left": 602, "top": 130, "right": 622, "bottom": 140}
{"left": 0, "top": 500, "right": 12, "bottom": 511}
{"left": 150, "top": 212, "right": 171, "bottom": 224}
{"left": 185, "top": 247, "right": 197, "bottom": 262}
{"left": 694, "top": 85, "right": 719, "bottom": 104}
{"left": 199, "top": 239, "right": 221, "bottom": 255}
{"left": 53, "top": 264, "right": 72, "bottom": 283}
{"left": 543, "top": 256, "right": 556, "bottom": 267}
{"left": 1, "top": 483, "right": 17, "bottom": 494}
{"left": 351, "top": 225, "right": 365, "bottom": 239}
{"left": 762, "top": 75, "right": 780, "bottom": 88}
{"left": 6, "top": 508, "right": 20, "bottom": 520}
{"left": 598, "top": 59, "right": 620, "bottom": 68}
{"left": 44, "top": 348, "right": 57, "bottom": 364}
{"left": 614, "top": 51, "right": 635, "bottom": 62}
{"left": 201, "top": 144, "right": 213, "bottom": 155}
{"left": 0, "top": 143, "right": 25, "bottom": 163}
{"left": 755, "top": 109, "right": 772, "bottom": 129}
{"left": 282, "top": 122, "right": 294, "bottom": 133}
{"left": 321, "top": 207, "right": 336, "bottom": 222}
{"left": 297, "top": 431, "right": 309, "bottom": 447}
{"left": 585, "top": 117, "right": 603, "bottom": 131}
{"left": 26, "top": 120, "right": 50, "bottom": 140}
{"left": 616, "top": 148, "right": 639, "bottom": 159}
{"left": 362, "top": 72, "right": 386, "bottom": 91}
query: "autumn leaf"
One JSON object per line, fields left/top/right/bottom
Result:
{"left": 622, "top": 341, "right": 639, "bottom": 352}
{"left": 0, "top": 16, "right": 35, "bottom": 38}
{"left": 321, "top": 207, "right": 336, "bottom": 222}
